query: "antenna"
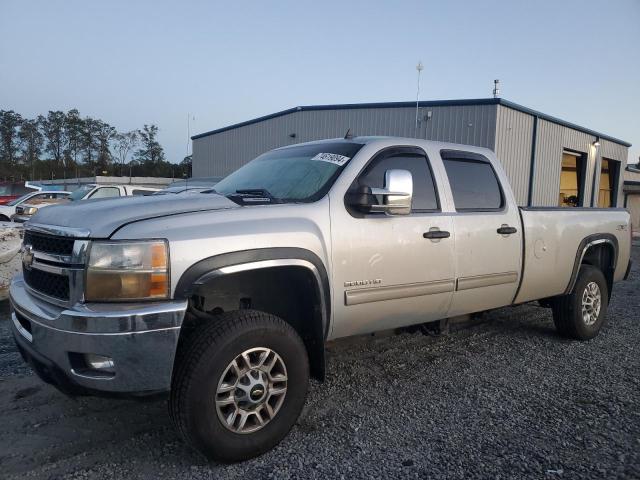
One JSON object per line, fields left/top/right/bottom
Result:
{"left": 415, "top": 61, "right": 424, "bottom": 136}
{"left": 493, "top": 79, "right": 501, "bottom": 98}
{"left": 344, "top": 128, "right": 353, "bottom": 140}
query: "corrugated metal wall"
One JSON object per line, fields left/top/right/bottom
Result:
{"left": 495, "top": 106, "right": 534, "bottom": 205}
{"left": 530, "top": 120, "right": 628, "bottom": 207}
{"left": 192, "top": 105, "right": 497, "bottom": 178}
{"left": 530, "top": 119, "right": 565, "bottom": 206}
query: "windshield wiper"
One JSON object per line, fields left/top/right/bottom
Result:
{"left": 227, "top": 188, "right": 282, "bottom": 204}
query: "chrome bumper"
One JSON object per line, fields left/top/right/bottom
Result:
{"left": 9, "top": 276, "right": 187, "bottom": 396}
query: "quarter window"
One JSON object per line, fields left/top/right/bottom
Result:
{"left": 442, "top": 157, "right": 503, "bottom": 210}
{"left": 357, "top": 153, "right": 439, "bottom": 212}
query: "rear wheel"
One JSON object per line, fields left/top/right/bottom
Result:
{"left": 552, "top": 265, "right": 608, "bottom": 340}
{"left": 0, "top": 215, "right": 9, "bottom": 222}
{"left": 170, "top": 310, "right": 309, "bottom": 462}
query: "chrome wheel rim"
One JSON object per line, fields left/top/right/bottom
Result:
{"left": 215, "top": 347, "right": 288, "bottom": 434}
{"left": 581, "top": 281, "right": 601, "bottom": 326}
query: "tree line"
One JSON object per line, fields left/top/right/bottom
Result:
{"left": 0, "top": 109, "right": 191, "bottom": 182}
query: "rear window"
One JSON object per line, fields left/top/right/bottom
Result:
{"left": 442, "top": 157, "right": 503, "bottom": 210}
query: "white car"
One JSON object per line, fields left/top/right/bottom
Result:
{"left": 0, "top": 191, "right": 71, "bottom": 222}
{"left": 68, "top": 184, "right": 160, "bottom": 201}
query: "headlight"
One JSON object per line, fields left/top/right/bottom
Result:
{"left": 19, "top": 206, "right": 38, "bottom": 215}
{"left": 85, "top": 240, "right": 169, "bottom": 301}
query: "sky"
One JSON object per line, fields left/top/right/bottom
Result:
{"left": 1, "top": 0, "right": 639, "bottom": 165}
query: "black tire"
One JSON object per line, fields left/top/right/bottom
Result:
{"left": 552, "top": 265, "right": 608, "bottom": 340}
{"left": 0, "top": 215, "right": 9, "bottom": 222}
{"left": 169, "top": 310, "right": 309, "bottom": 463}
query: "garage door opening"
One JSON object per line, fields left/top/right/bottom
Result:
{"left": 597, "top": 158, "right": 619, "bottom": 208}
{"left": 558, "top": 151, "right": 586, "bottom": 207}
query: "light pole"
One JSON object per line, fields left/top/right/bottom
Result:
{"left": 415, "top": 61, "right": 424, "bottom": 137}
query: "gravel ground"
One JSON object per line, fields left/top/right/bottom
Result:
{"left": 1, "top": 247, "right": 638, "bottom": 480}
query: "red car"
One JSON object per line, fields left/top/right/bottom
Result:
{"left": 0, "top": 182, "right": 38, "bottom": 205}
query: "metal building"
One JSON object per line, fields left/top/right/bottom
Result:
{"left": 191, "top": 98, "right": 631, "bottom": 207}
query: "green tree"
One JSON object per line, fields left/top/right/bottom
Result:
{"left": 134, "top": 124, "right": 165, "bottom": 165}
{"left": 94, "top": 120, "right": 116, "bottom": 173}
{"left": 64, "top": 109, "right": 83, "bottom": 169}
{"left": 80, "top": 117, "right": 100, "bottom": 167}
{"left": 18, "top": 118, "right": 43, "bottom": 179}
{"left": 114, "top": 130, "right": 139, "bottom": 175}
{"left": 41, "top": 111, "right": 67, "bottom": 169}
{"left": 0, "top": 110, "right": 23, "bottom": 169}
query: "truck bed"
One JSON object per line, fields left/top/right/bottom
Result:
{"left": 515, "top": 207, "right": 631, "bottom": 304}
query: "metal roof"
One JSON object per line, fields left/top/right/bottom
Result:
{"left": 191, "top": 98, "right": 631, "bottom": 147}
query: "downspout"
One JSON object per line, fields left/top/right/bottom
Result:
{"left": 527, "top": 116, "right": 538, "bottom": 206}
{"left": 590, "top": 136, "right": 600, "bottom": 207}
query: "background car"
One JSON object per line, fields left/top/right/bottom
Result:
{"left": 0, "top": 191, "right": 71, "bottom": 222}
{"left": 11, "top": 195, "right": 72, "bottom": 223}
{"left": 69, "top": 184, "right": 160, "bottom": 201}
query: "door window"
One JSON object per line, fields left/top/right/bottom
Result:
{"left": 442, "top": 156, "right": 503, "bottom": 210}
{"left": 90, "top": 187, "right": 120, "bottom": 199}
{"left": 357, "top": 151, "right": 439, "bottom": 212}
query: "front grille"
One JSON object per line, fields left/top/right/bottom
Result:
{"left": 24, "top": 231, "right": 75, "bottom": 256}
{"left": 23, "top": 268, "right": 70, "bottom": 301}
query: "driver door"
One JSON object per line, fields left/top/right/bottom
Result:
{"left": 329, "top": 147, "right": 455, "bottom": 339}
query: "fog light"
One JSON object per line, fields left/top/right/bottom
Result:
{"left": 85, "top": 353, "right": 115, "bottom": 371}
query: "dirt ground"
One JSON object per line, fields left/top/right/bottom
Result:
{"left": 0, "top": 246, "right": 638, "bottom": 479}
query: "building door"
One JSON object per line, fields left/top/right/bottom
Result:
{"left": 558, "top": 151, "right": 586, "bottom": 207}
{"left": 597, "top": 158, "right": 619, "bottom": 207}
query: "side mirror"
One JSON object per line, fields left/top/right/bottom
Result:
{"left": 347, "top": 169, "right": 413, "bottom": 215}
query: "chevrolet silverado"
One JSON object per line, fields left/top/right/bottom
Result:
{"left": 10, "top": 137, "right": 632, "bottom": 462}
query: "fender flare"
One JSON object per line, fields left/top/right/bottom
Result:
{"left": 564, "top": 233, "right": 618, "bottom": 295}
{"left": 174, "top": 247, "right": 331, "bottom": 339}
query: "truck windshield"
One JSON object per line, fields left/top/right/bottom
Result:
{"left": 69, "top": 185, "right": 94, "bottom": 201}
{"left": 213, "top": 142, "right": 364, "bottom": 203}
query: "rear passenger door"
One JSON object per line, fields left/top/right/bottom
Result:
{"left": 441, "top": 150, "right": 522, "bottom": 316}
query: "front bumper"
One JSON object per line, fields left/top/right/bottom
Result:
{"left": 9, "top": 276, "right": 187, "bottom": 397}
{"left": 11, "top": 215, "right": 30, "bottom": 223}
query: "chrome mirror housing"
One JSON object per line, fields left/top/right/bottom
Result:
{"left": 370, "top": 169, "right": 413, "bottom": 215}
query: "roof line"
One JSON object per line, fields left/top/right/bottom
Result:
{"left": 191, "top": 98, "right": 631, "bottom": 147}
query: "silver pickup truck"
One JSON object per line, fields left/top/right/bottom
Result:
{"left": 10, "top": 137, "right": 632, "bottom": 462}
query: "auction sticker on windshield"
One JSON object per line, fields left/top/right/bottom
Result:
{"left": 310, "top": 152, "right": 351, "bottom": 166}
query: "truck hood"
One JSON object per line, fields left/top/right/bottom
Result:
{"left": 28, "top": 193, "right": 240, "bottom": 238}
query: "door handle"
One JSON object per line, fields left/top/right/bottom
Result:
{"left": 423, "top": 230, "right": 451, "bottom": 239}
{"left": 497, "top": 225, "right": 518, "bottom": 235}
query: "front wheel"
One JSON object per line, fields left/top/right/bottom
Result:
{"left": 169, "top": 310, "right": 309, "bottom": 462}
{"left": 552, "top": 265, "right": 608, "bottom": 340}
